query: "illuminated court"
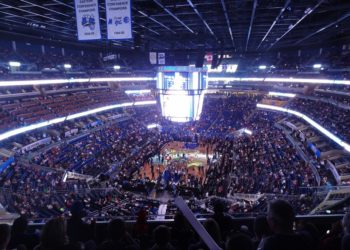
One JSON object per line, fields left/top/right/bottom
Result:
{"left": 138, "top": 141, "right": 213, "bottom": 185}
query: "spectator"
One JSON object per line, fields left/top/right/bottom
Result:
{"left": 34, "top": 217, "right": 68, "bottom": 250}
{"left": 98, "top": 218, "right": 139, "bottom": 250}
{"left": 8, "top": 216, "right": 39, "bottom": 250}
{"left": 342, "top": 213, "right": 350, "bottom": 250}
{"left": 0, "top": 224, "right": 11, "bottom": 250}
{"left": 262, "top": 200, "right": 311, "bottom": 250}
{"left": 67, "top": 202, "right": 93, "bottom": 244}
{"left": 226, "top": 233, "right": 253, "bottom": 250}
{"left": 151, "top": 225, "right": 175, "bottom": 250}
{"left": 170, "top": 212, "right": 193, "bottom": 249}
{"left": 212, "top": 201, "right": 233, "bottom": 238}
{"left": 253, "top": 216, "right": 272, "bottom": 250}
{"left": 189, "top": 219, "right": 223, "bottom": 250}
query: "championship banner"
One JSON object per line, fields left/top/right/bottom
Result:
{"left": 74, "top": 0, "right": 101, "bottom": 40}
{"left": 106, "top": 0, "right": 132, "bottom": 40}
{"left": 158, "top": 52, "right": 165, "bottom": 65}
{"left": 149, "top": 52, "right": 157, "bottom": 65}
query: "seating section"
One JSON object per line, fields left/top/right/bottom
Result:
{"left": 288, "top": 98, "right": 350, "bottom": 142}
{"left": 0, "top": 89, "right": 130, "bottom": 133}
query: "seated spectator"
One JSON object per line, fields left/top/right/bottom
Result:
{"left": 8, "top": 216, "right": 39, "bottom": 250}
{"left": 170, "top": 212, "right": 193, "bottom": 249}
{"left": 0, "top": 224, "right": 11, "bottom": 250}
{"left": 34, "top": 217, "right": 68, "bottom": 250}
{"left": 320, "top": 221, "right": 343, "bottom": 250}
{"left": 226, "top": 233, "right": 253, "bottom": 250}
{"left": 342, "top": 213, "right": 350, "bottom": 250}
{"left": 189, "top": 218, "right": 224, "bottom": 250}
{"left": 212, "top": 202, "right": 233, "bottom": 238}
{"left": 262, "top": 200, "right": 311, "bottom": 250}
{"left": 98, "top": 218, "right": 139, "bottom": 250}
{"left": 253, "top": 216, "right": 272, "bottom": 250}
{"left": 151, "top": 225, "right": 175, "bottom": 250}
{"left": 67, "top": 202, "right": 93, "bottom": 244}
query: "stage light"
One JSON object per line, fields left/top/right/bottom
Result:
{"left": 268, "top": 92, "right": 296, "bottom": 98}
{"left": 313, "top": 64, "right": 322, "bottom": 69}
{"left": 259, "top": 65, "right": 267, "bottom": 70}
{"left": 9, "top": 61, "right": 21, "bottom": 67}
{"left": 63, "top": 64, "right": 72, "bottom": 69}
{"left": 243, "top": 128, "right": 253, "bottom": 135}
{"left": 147, "top": 123, "right": 159, "bottom": 129}
{"left": 113, "top": 65, "right": 121, "bottom": 70}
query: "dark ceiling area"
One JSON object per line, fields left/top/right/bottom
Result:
{"left": 0, "top": 0, "right": 349, "bottom": 54}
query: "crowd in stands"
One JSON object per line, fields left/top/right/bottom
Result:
{"left": 287, "top": 98, "right": 350, "bottom": 142}
{"left": 0, "top": 92, "right": 346, "bottom": 221}
{"left": 0, "top": 199, "right": 350, "bottom": 250}
{"left": 204, "top": 111, "right": 317, "bottom": 197}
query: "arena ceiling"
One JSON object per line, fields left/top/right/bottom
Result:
{"left": 0, "top": 0, "right": 349, "bottom": 53}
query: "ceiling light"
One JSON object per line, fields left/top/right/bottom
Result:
{"left": 9, "top": 61, "right": 21, "bottom": 67}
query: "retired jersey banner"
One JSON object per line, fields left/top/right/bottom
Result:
{"left": 74, "top": 0, "right": 101, "bottom": 40}
{"left": 106, "top": 0, "right": 132, "bottom": 40}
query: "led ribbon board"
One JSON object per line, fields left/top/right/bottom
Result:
{"left": 257, "top": 103, "right": 350, "bottom": 152}
{"left": 0, "top": 100, "right": 156, "bottom": 142}
{"left": 0, "top": 76, "right": 350, "bottom": 87}
{"left": 268, "top": 92, "right": 296, "bottom": 98}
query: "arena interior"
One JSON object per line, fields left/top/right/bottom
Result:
{"left": 0, "top": 0, "right": 350, "bottom": 250}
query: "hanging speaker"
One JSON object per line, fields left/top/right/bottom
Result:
{"left": 195, "top": 51, "right": 205, "bottom": 68}
{"left": 211, "top": 53, "right": 218, "bottom": 69}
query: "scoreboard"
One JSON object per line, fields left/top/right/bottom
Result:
{"left": 157, "top": 66, "right": 208, "bottom": 122}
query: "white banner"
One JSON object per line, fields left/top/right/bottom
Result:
{"left": 22, "top": 137, "right": 51, "bottom": 152}
{"left": 74, "top": 0, "right": 101, "bottom": 40}
{"left": 149, "top": 52, "right": 157, "bottom": 65}
{"left": 106, "top": 0, "right": 132, "bottom": 40}
{"left": 158, "top": 52, "right": 165, "bottom": 65}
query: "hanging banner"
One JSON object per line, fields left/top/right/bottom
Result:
{"left": 158, "top": 52, "right": 165, "bottom": 65}
{"left": 149, "top": 52, "right": 157, "bottom": 65}
{"left": 74, "top": 0, "right": 101, "bottom": 40}
{"left": 106, "top": 0, "right": 132, "bottom": 40}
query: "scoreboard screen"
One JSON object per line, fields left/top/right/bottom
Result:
{"left": 157, "top": 66, "right": 207, "bottom": 122}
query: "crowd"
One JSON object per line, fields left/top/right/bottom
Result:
{"left": 0, "top": 92, "right": 345, "bottom": 220}
{"left": 204, "top": 111, "right": 317, "bottom": 197}
{"left": 287, "top": 98, "right": 350, "bottom": 141}
{"left": 0, "top": 88, "right": 130, "bottom": 133}
{"left": 32, "top": 119, "right": 160, "bottom": 177}
{"left": 0, "top": 199, "right": 350, "bottom": 250}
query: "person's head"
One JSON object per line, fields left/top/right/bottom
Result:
{"left": 41, "top": 217, "right": 67, "bottom": 249}
{"left": 213, "top": 202, "right": 224, "bottom": 215}
{"left": 107, "top": 218, "right": 125, "bottom": 241}
{"left": 0, "top": 224, "right": 11, "bottom": 250}
{"left": 70, "top": 202, "right": 86, "bottom": 219}
{"left": 173, "top": 212, "right": 186, "bottom": 228}
{"left": 204, "top": 219, "right": 222, "bottom": 243}
{"left": 267, "top": 200, "right": 295, "bottom": 234}
{"left": 226, "top": 233, "right": 253, "bottom": 250}
{"left": 12, "top": 216, "right": 28, "bottom": 235}
{"left": 153, "top": 225, "right": 171, "bottom": 247}
{"left": 254, "top": 216, "right": 272, "bottom": 239}
{"left": 342, "top": 213, "right": 350, "bottom": 234}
